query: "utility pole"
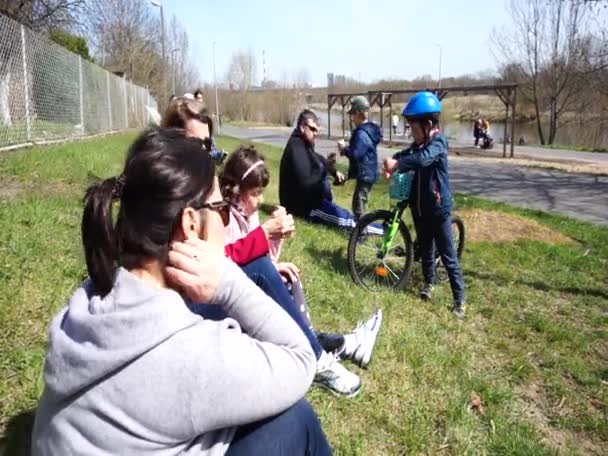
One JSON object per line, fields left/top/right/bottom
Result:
{"left": 213, "top": 41, "right": 220, "bottom": 133}
{"left": 151, "top": 1, "right": 166, "bottom": 107}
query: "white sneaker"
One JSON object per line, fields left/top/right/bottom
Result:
{"left": 344, "top": 308, "right": 383, "bottom": 368}
{"left": 314, "top": 351, "right": 361, "bottom": 398}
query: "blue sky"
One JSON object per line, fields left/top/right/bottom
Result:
{"left": 159, "top": 0, "right": 510, "bottom": 86}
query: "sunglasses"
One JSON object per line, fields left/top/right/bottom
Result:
{"left": 199, "top": 200, "right": 231, "bottom": 226}
{"left": 305, "top": 123, "right": 319, "bottom": 134}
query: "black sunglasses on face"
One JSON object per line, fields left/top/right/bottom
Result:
{"left": 305, "top": 123, "right": 319, "bottom": 134}
{"left": 199, "top": 200, "right": 231, "bottom": 226}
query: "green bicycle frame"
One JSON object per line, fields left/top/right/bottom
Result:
{"left": 380, "top": 200, "right": 409, "bottom": 256}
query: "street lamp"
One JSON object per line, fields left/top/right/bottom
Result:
{"left": 171, "top": 47, "right": 180, "bottom": 95}
{"left": 434, "top": 43, "right": 442, "bottom": 88}
{"left": 151, "top": 0, "right": 166, "bottom": 107}
{"left": 213, "top": 41, "right": 220, "bottom": 133}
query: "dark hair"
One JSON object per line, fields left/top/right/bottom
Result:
{"left": 194, "top": 88, "right": 204, "bottom": 98}
{"left": 219, "top": 145, "right": 269, "bottom": 203}
{"left": 296, "top": 109, "right": 319, "bottom": 128}
{"left": 82, "top": 128, "right": 215, "bottom": 297}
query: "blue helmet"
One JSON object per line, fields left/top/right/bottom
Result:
{"left": 402, "top": 91, "right": 442, "bottom": 118}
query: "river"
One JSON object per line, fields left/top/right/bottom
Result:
{"left": 313, "top": 109, "right": 608, "bottom": 149}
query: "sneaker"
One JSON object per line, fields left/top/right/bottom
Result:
{"left": 342, "top": 308, "right": 383, "bottom": 368}
{"left": 419, "top": 283, "right": 433, "bottom": 301}
{"left": 451, "top": 301, "right": 466, "bottom": 319}
{"left": 314, "top": 351, "right": 362, "bottom": 398}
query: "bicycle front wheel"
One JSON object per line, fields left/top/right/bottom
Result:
{"left": 347, "top": 210, "right": 414, "bottom": 291}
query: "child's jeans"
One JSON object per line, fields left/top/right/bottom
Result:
{"left": 413, "top": 211, "right": 465, "bottom": 303}
{"left": 352, "top": 181, "right": 372, "bottom": 221}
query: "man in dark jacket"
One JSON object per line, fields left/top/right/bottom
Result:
{"left": 337, "top": 96, "right": 382, "bottom": 221}
{"left": 279, "top": 110, "right": 382, "bottom": 234}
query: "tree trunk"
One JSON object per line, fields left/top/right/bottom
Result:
{"left": 533, "top": 93, "right": 545, "bottom": 145}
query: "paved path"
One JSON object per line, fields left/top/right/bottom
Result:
{"left": 221, "top": 125, "right": 608, "bottom": 225}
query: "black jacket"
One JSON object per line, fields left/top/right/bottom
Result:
{"left": 279, "top": 130, "right": 331, "bottom": 216}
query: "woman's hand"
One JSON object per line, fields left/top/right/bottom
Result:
{"left": 165, "top": 238, "right": 228, "bottom": 303}
{"left": 275, "top": 262, "right": 300, "bottom": 284}
{"left": 262, "top": 212, "right": 295, "bottom": 240}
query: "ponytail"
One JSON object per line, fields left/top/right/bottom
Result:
{"left": 81, "top": 176, "right": 122, "bottom": 297}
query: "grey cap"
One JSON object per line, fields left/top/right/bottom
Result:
{"left": 348, "top": 95, "right": 370, "bottom": 113}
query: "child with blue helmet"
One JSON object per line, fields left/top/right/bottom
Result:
{"left": 383, "top": 91, "right": 466, "bottom": 319}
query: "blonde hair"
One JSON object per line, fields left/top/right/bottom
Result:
{"left": 161, "top": 97, "right": 214, "bottom": 138}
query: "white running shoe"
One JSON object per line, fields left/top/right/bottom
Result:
{"left": 344, "top": 308, "right": 383, "bottom": 368}
{"left": 314, "top": 351, "right": 361, "bottom": 398}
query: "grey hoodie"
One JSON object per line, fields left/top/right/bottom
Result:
{"left": 31, "top": 262, "right": 316, "bottom": 455}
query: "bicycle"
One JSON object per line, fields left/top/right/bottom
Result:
{"left": 347, "top": 172, "right": 465, "bottom": 291}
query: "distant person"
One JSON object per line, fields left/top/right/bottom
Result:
{"left": 337, "top": 95, "right": 382, "bottom": 221}
{"left": 279, "top": 110, "right": 382, "bottom": 234}
{"left": 481, "top": 118, "right": 490, "bottom": 135}
{"left": 392, "top": 113, "right": 399, "bottom": 135}
{"left": 162, "top": 96, "right": 226, "bottom": 163}
{"left": 383, "top": 92, "right": 466, "bottom": 319}
{"left": 518, "top": 135, "right": 527, "bottom": 145}
{"left": 194, "top": 88, "right": 204, "bottom": 103}
{"left": 473, "top": 119, "right": 483, "bottom": 147}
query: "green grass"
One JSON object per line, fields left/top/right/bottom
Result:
{"left": 0, "top": 120, "right": 80, "bottom": 149}
{"left": 1, "top": 133, "right": 607, "bottom": 455}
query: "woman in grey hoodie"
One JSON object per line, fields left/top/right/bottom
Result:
{"left": 31, "top": 128, "right": 331, "bottom": 455}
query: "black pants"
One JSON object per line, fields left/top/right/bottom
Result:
{"left": 352, "top": 181, "right": 372, "bottom": 221}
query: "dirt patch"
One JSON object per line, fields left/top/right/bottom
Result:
{"left": 455, "top": 209, "right": 574, "bottom": 244}
{"left": 517, "top": 382, "right": 604, "bottom": 455}
{"left": 0, "top": 180, "right": 79, "bottom": 200}
{"left": 0, "top": 180, "right": 27, "bottom": 199}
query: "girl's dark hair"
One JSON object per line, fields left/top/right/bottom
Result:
{"left": 82, "top": 128, "right": 215, "bottom": 297}
{"left": 219, "top": 145, "right": 269, "bottom": 202}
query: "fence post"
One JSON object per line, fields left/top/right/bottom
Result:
{"left": 79, "top": 57, "right": 84, "bottom": 135}
{"left": 106, "top": 72, "right": 112, "bottom": 131}
{"left": 20, "top": 25, "right": 31, "bottom": 141}
{"left": 123, "top": 76, "right": 128, "bottom": 129}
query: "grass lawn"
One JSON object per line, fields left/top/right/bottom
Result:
{"left": 0, "top": 133, "right": 607, "bottom": 455}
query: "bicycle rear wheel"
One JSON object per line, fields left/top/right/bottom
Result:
{"left": 347, "top": 210, "right": 414, "bottom": 291}
{"left": 435, "top": 215, "right": 465, "bottom": 282}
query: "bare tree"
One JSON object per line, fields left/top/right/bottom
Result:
{"left": 293, "top": 67, "right": 311, "bottom": 89}
{"left": 492, "top": 0, "right": 602, "bottom": 144}
{"left": 0, "top": 0, "right": 84, "bottom": 31}
{"left": 226, "top": 49, "right": 257, "bottom": 91}
{"left": 83, "top": 0, "right": 164, "bottom": 101}
{"left": 167, "top": 14, "right": 201, "bottom": 96}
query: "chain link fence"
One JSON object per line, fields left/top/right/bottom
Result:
{"left": 0, "top": 14, "right": 157, "bottom": 151}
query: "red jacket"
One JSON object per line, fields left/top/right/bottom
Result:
{"left": 224, "top": 225, "right": 269, "bottom": 265}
